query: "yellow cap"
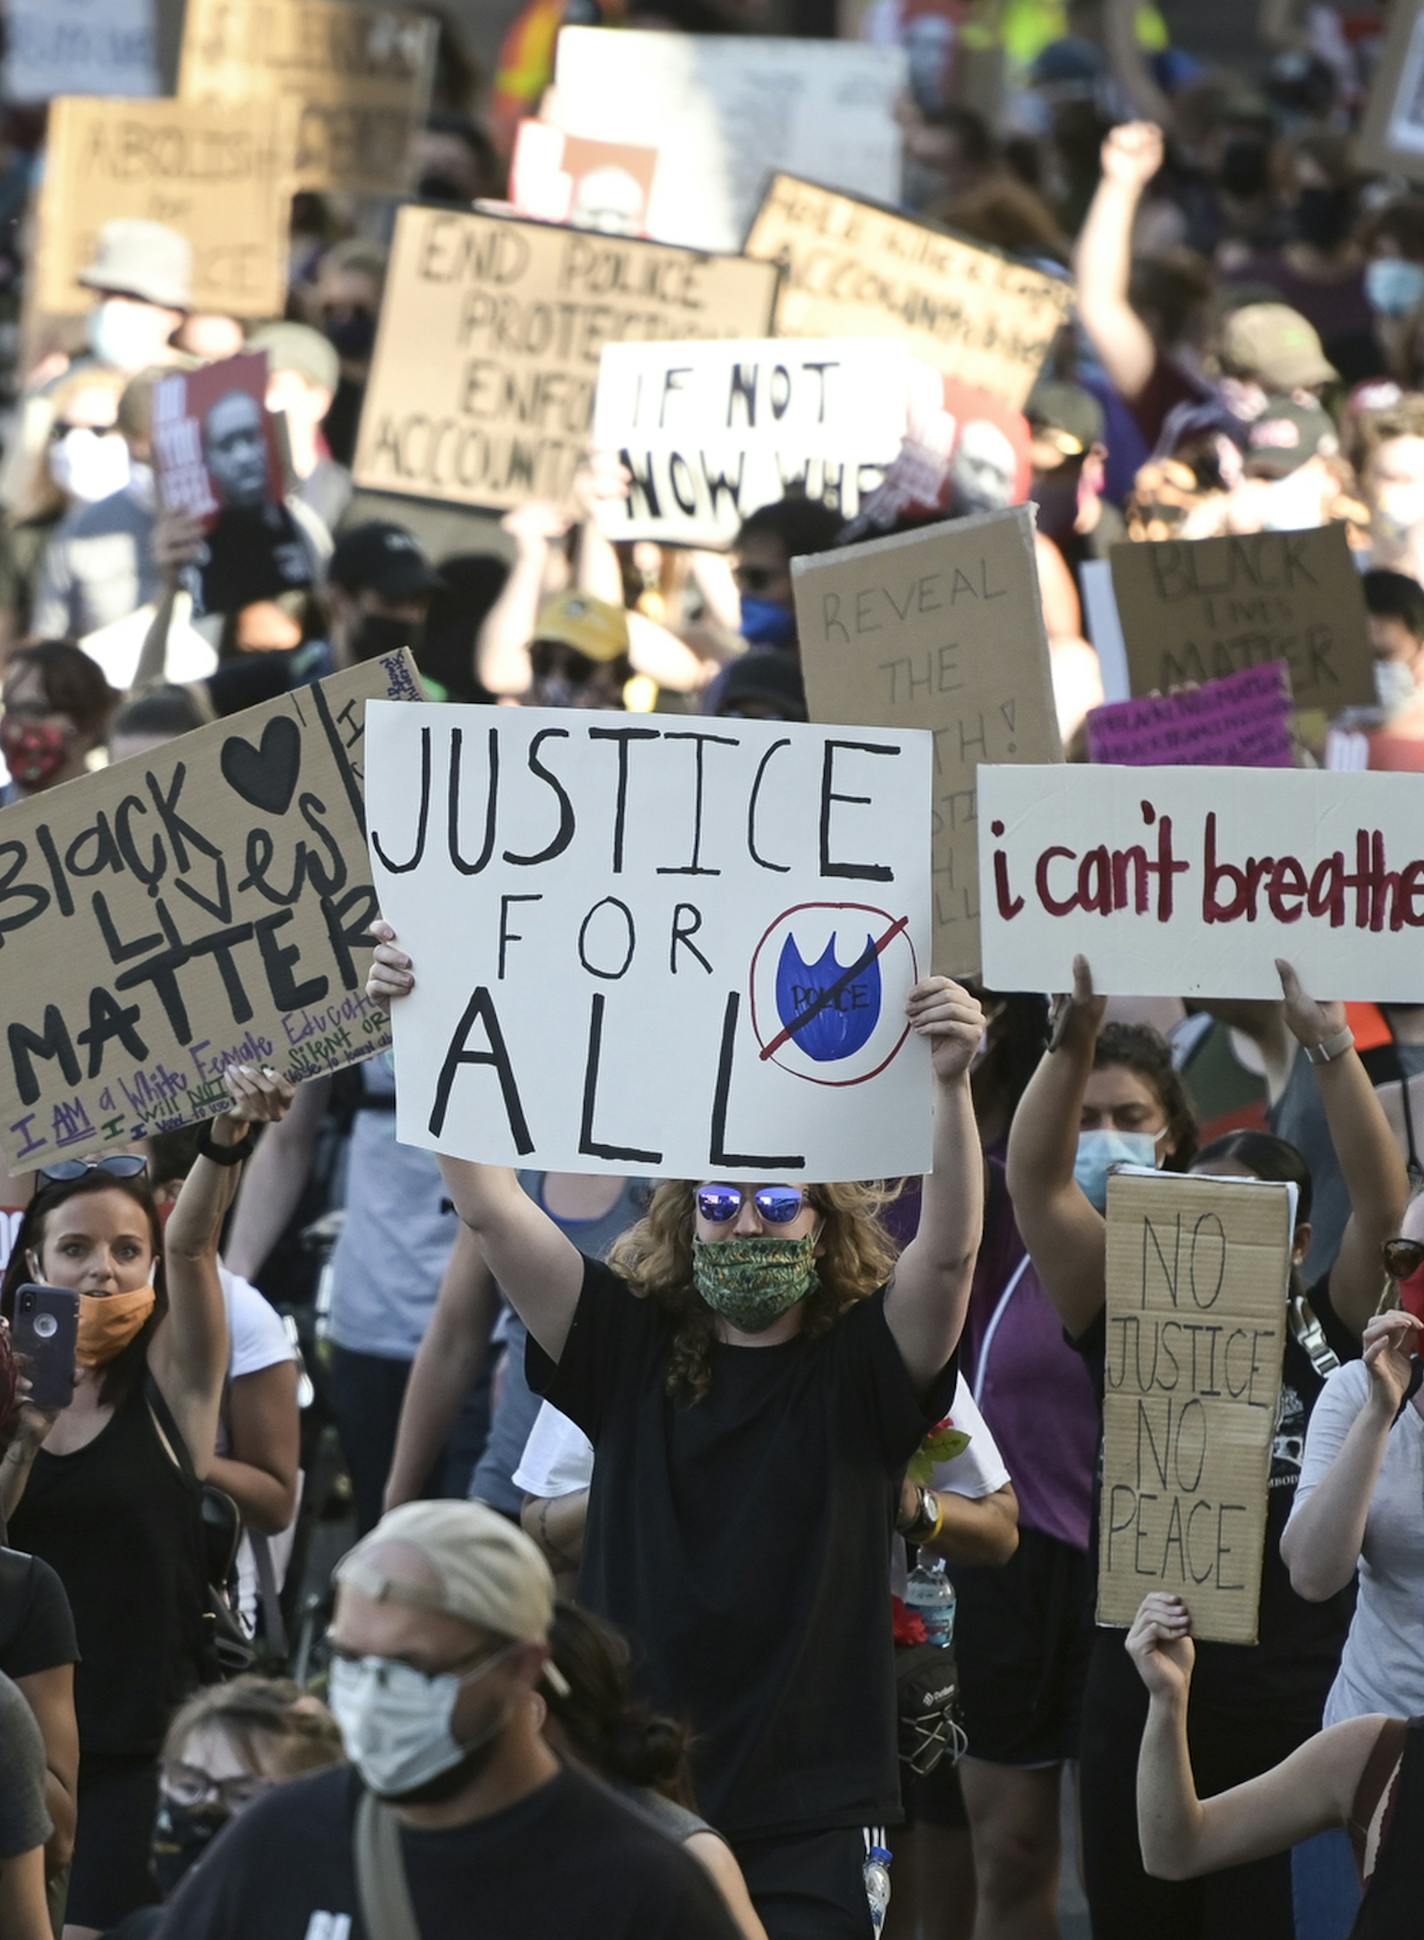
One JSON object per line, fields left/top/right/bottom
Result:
{"left": 533, "top": 591, "right": 630, "bottom": 663}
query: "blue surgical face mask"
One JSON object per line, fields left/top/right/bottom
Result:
{"left": 739, "top": 596, "right": 796, "bottom": 648}
{"left": 1074, "top": 1130, "right": 1159, "bottom": 1212}
{"left": 1366, "top": 257, "right": 1424, "bottom": 321}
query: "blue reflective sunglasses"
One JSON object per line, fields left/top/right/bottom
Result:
{"left": 696, "top": 1184, "right": 807, "bottom": 1225}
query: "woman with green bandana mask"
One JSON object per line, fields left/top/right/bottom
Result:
{"left": 368, "top": 925, "right": 987, "bottom": 1940}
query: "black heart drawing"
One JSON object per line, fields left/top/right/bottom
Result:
{"left": 220, "top": 716, "right": 302, "bottom": 816}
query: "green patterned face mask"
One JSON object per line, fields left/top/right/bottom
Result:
{"left": 692, "top": 1233, "right": 820, "bottom": 1334}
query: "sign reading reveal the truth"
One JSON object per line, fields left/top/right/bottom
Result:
{"left": 34, "top": 95, "right": 289, "bottom": 319}
{"left": 0, "top": 653, "right": 423, "bottom": 1171}
{"left": 353, "top": 205, "right": 781, "bottom": 514}
{"left": 365, "top": 704, "right": 933, "bottom": 1181}
{"left": 978, "top": 763, "right": 1424, "bottom": 1000}
{"left": 1098, "top": 1169, "right": 1291, "bottom": 1645}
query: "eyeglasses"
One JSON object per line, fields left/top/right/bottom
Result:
{"left": 695, "top": 1184, "right": 808, "bottom": 1225}
{"left": 36, "top": 1154, "right": 148, "bottom": 1188}
{"left": 1382, "top": 1238, "right": 1424, "bottom": 1280}
{"left": 162, "top": 1764, "right": 274, "bottom": 1812}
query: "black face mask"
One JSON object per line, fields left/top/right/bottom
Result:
{"left": 322, "top": 312, "right": 376, "bottom": 361}
{"left": 151, "top": 1796, "right": 229, "bottom": 1897}
{"left": 354, "top": 613, "right": 421, "bottom": 665}
{"left": 1295, "top": 185, "right": 1354, "bottom": 252}
{"left": 417, "top": 172, "right": 470, "bottom": 206}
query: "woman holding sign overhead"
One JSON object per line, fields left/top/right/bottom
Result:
{"left": 368, "top": 923, "right": 985, "bottom": 1940}
{"left": 0, "top": 1066, "right": 294, "bottom": 1940}
{"left": 1006, "top": 956, "right": 1408, "bottom": 1940}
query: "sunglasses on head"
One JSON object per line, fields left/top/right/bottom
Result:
{"left": 1382, "top": 1238, "right": 1424, "bottom": 1279}
{"left": 696, "top": 1184, "right": 807, "bottom": 1225}
{"left": 36, "top": 1153, "right": 148, "bottom": 1189}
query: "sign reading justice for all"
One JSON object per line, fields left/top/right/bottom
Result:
{"left": 365, "top": 704, "right": 933, "bottom": 1181}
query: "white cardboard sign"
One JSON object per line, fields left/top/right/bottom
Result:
{"left": 366, "top": 703, "right": 934, "bottom": 1180}
{"left": 978, "top": 763, "right": 1424, "bottom": 1000}
{"left": 552, "top": 27, "right": 906, "bottom": 253}
{"left": 593, "top": 339, "right": 931, "bottom": 548}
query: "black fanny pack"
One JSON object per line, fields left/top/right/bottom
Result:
{"left": 896, "top": 1642, "right": 964, "bottom": 1777}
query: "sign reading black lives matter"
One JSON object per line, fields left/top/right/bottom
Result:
{"left": 352, "top": 205, "right": 782, "bottom": 515}
{"left": 365, "top": 704, "right": 933, "bottom": 1180}
{"left": 0, "top": 653, "right": 422, "bottom": 1172}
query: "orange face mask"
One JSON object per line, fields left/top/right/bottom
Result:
{"left": 75, "top": 1286, "right": 157, "bottom": 1367}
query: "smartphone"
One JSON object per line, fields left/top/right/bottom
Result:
{"left": 12, "top": 1284, "right": 79, "bottom": 1411}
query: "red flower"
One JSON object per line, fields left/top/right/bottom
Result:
{"left": 892, "top": 1595, "right": 928, "bottom": 1648}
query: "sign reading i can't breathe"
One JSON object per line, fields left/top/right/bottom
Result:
{"left": 0, "top": 653, "right": 423, "bottom": 1171}
{"left": 1098, "top": 1168, "right": 1292, "bottom": 1645}
{"left": 364, "top": 704, "right": 934, "bottom": 1181}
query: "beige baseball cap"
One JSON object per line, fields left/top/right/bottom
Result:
{"left": 335, "top": 1499, "right": 569, "bottom": 1693}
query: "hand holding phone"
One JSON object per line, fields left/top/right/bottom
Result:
{"left": 12, "top": 1284, "right": 79, "bottom": 1412}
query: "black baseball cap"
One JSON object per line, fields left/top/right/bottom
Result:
{"left": 1025, "top": 379, "right": 1105, "bottom": 458}
{"left": 330, "top": 522, "right": 443, "bottom": 602}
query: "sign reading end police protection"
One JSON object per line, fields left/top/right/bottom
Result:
{"left": 366, "top": 705, "right": 933, "bottom": 1180}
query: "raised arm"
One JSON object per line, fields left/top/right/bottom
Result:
{"left": 1276, "top": 961, "right": 1412, "bottom": 1336}
{"left": 152, "top": 1067, "right": 294, "bottom": 1476}
{"left": 1074, "top": 122, "right": 1165, "bottom": 405}
{"left": 384, "top": 1223, "right": 501, "bottom": 1512}
{"left": 886, "top": 979, "right": 987, "bottom": 1392}
{"left": 1281, "top": 1313, "right": 1421, "bottom": 1600}
{"left": 223, "top": 1073, "right": 330, "bottom": 1282}
{"left": 207, "top": 1358, "right": 301, "bottom": 1536}
{"left": 1128, "top": 1593, "right": 1385, "bottom": 1878}
{"left": 477, "top": 503, "right": 566, "bottom": 697}
{"left": 368, "top": 926, "right": 585, "bottom": 1358}
{"left": 1006, "top": 957, "right": 1109, "bottom": 1338}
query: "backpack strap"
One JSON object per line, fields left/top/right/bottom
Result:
{"left": 144, "top": 1375, "right": 198, "bottom": 1487}
{"left": 354, "top": 1788, "right": 424, "bottom": 1940}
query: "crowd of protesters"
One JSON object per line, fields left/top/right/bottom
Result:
{"left": 1, "top": 5, "right": 1424, "bottom": 1940}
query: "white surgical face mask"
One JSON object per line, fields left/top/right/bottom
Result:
{"left": 86, "top": 298, "right": 168, "bottom": 375}
{"left": 1374, "top": 656, "right": 1419, "bottom": 717}
{"left": 1074, "top": 1130, "right": 1160, "bottom": 1212}
{"left": 1259, "top": 467, "right": 1324, "bottom": 532}
{"left": 328, "top": 1644, "right": 514, "bottom": 1797}
{"left": 49, "top": 426, "right": 130, "bottom": 504}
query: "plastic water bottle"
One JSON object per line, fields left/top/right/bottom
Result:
{"left": 863, "top": 1844, "right": 892, "bottom": 1933}
{"left": 905, "top": 1552, "right": 956, "bottom": 1649}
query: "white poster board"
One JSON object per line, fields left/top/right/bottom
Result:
{"left": 366, "top": 703, "right": 934, "bottom": 1180}
{"left": 3, "top": 0, "right": 157, "bottom": 101}
{"left": 978, "top": 763, "right": 1424, "bottom": 1000}
{"left": 593, "top": 339, "right": 932, "bottom": 548}
{"left": 552, "top": 27, "right": 906, "bottom": 253}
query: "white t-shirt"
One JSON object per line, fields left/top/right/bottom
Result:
{"left": 1288, "top": 1358, "right": 1424, "bottom": 1727}
{"left": 891, "top": 1375, "right": 1011, "bottom": 1597}
{"left": 514, "top": 1398, "right": 595, "bottom": 1500}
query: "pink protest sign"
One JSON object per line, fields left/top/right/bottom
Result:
{"left": 1086, "top": 662, "right": 1294, "bottom": 769}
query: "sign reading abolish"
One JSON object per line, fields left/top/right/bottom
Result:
{"left": 365, "top": 704, "right": 933, "bottom": 1181}
{"left": 1098, "top": 1169, "right": 1291, "bottom": 1644}
{"left": 1109, "top": 526, "right": 1374, "bottom": 714}
{"left": 978, "top": 763, "right": 1424, "bottom": 999}
{"left": 593, "top": 339, "right": 932, "bottom": 548}
{"left": 0, "top": 652, "right": 423, "bottom": 1172}
{"left": 179, "top": 0, "right": 436, "bottom": 196}
{"left": 794, "top": 506, "right": 1061, "bottom": 978}
{"left": 745, "top": 174, "right": 1075, "bottom": 409}
{"left": 353, "top": 206, "right": 781, "bottom": 514}
{"left": 34, "top": 96, "right": 288, "bottom": 319}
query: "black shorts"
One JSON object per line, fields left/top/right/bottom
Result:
{"left": 730, "top": 1827, "right": 875, "bottom": 1940}
{"left": 903, "top": 1754, "right": 970, "bottom": 1829}
{"left": 951, "top": 1525, "right": 1093, "bottom": 1767}
{"left": 66, "top": 1754, "right": 160, "bottom": 1930}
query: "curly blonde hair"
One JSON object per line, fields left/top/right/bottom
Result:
{"left": 608, "top": 1180, "right": 900, "bottom": 1405}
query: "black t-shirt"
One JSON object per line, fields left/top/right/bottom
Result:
{"left": 1077, "top": 1302, "right": 1354, "bottom": 1727}
{"left": 0, "top": 1545, "right": 79, "bottom": 1681}
{"left": 153, "top": 1764, "right": 741, "bottom": 1940}
{"left": 528, "top": 1256, "right": 958, "bottom": 1837}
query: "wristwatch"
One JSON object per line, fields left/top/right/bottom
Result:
{"left": 196, "top": 1123, "right": 252, "bottom": 1167}
{"left": 899, "top": 1486, "right": 939, "bottom": 1543}
{"left": 1303, "top": 1026, "right": 1354, "bottom": 1067}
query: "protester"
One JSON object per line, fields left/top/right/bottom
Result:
{"left": 72, "top": 222, "right": 191, "bottom": 379}
{"left": 1127, "top": 1592, "right": 1413, "bottom": 1938}
{"left": 0, "top": 639, "right": 115, "bottom": 806}
{"left": 370, "top": 926, "right": 985, "bottom": 1938}
{"left": 1007, "top": 957, "right": 1409, "bottom": 1939}
{"left": 248, "top": 322, "right": 349, "bottom": 533}
{"left": 154, "top": 1500, "right": 745, "bottom": 1937}
{"left": 311, "top": 240, "right": 386, "bottom": 468}
{"left": 105, "top": 1678, "right": 346, "bottom": 1937}
{"left": 1, "top": 1066, "right": 294, "bottom": 1937}
{"left": 0, "top": 1668, "right": 52, "bottom": 1940}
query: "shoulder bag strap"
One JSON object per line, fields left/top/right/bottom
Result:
{"left": 354, "top": 1788, "right": 424, "bottom": 1940}
{"left": 249, "top": 1532, "right": 288, "bottom": 1658}
{"left": 144, "top": 1374, "right": 198, "bottom": 1488}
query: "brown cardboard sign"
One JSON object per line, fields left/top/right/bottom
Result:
{"left": 1109, "top": 525, "right": 1375, "bottom": 715}
{"left": 352, "top": 204, "right": 782, "bottom": 513}
{"left": 792, "top": 504, "right": 1061, "bottom": 977}
{"left": 34, "top": 95, "right": 289, "bottom": 319}
{"left": 745, "top": 173, "right": 1074, "bottom": 409}
{"left": 1356, "top": 1, "right": 1424, "bottom": 183}
{"left": 178, "top": 0, "right": 436, "bottom": 196}
{"left": 0, "top": 651, "right": 423, "bottom": 1171}
{"left": 1098, "top": 1169, "right": 1292, "bottom": 1645}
